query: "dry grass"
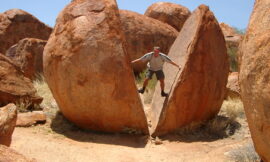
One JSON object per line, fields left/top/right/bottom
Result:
{"left": 175, "top": 98, "right": 245, "bottom": 141}
{"left": 226, "top": 141, "right": 260, "bottom": 162}
{"left": 220, "top": 97, "right": 245, "bottom": 120}
{"left": 33, "top": 75, "right": 59, "bottom": 118}
{"left": 33, "top": 76, "right": 78, "bottom": 134}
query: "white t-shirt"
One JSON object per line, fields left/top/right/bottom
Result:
{"left": 139, "top": 52, "right": 172, "bottom": 71}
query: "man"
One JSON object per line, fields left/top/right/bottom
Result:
{"left": 132, "top": 47, "right": 180, "bottom": 97}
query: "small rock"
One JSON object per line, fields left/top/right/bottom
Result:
{"left": 154, "top": 137, "right": 163, "bottom": 145}
{"left": 16, "top": 111, "right": 46, "bottom": 127}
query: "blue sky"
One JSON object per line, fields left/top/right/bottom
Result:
{"left": 0, "top": 0, "right": 255, "bottom": 29}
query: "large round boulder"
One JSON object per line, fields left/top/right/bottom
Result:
{"left": 0, "top": 54, "right": 42, "bottom": 106}
{"left": 151, "top": 5, "right": 229, "bottom": 136}
{"left": 145, "top": 2, "right": 191, "bottom": 32}
{"left": 0, "top": 104, "right": 17, "bottom": 146}
{"left": 6, "top": 38, "right": 47, "bottom": 80}
{"left": 239, "top": 0, "right": 270, "bottom": 161}
{"left": 44, "top": 0, "right": 148, "bottom": 134}
{"left": 120, "top": 10, "right": 178, "bottom": 73}
{"left": 0, "top": 9, "right": 52, "bottom": 54}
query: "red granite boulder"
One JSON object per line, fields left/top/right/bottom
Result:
{"left": 44, "top": 0, "right": 148, "bottom": 134}
{"left": 120, "top": 10, "right": 178, "bottom": 72}
{"left": 151, "top": 5, "right": 229, "bottom": 136}
{"left": 0, "top": 9, "right": 52, "bottom": 54}
{"left": 0, "top": 104, "right": 17, "bottom": 146}
{"left": 6, "top": 38, "right": 47, "bottom": 80}
{"left": 0, "top": 54, "right": 42, "bottom": 106}
{"left": 145, "top": 2, "right": 191, "bottom": 32}
{"left": 239, "top": 0, "right": 270, "bottom": 161}
{"left": 226, "top": 72, "right": 240, "bottom": 99}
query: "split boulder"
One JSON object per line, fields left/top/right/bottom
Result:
{"left": 120, "top": 10, "right": 178, "bottom": 72}
{"left": 145, "top": 2, "right": 191, "bottom": 32}
{"left": 239, "top": 0, "right": 270, "bottom": 161}
{"left": 44, "top": 0, "right": 148, "bottom": 134}
{"left": 151, "top": 5, "right": 229, "bottom": 136}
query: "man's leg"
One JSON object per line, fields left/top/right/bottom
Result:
{"left": 138, "top": 70, "right": 153, "bottom": 94}
{"left": 160, "top": 79, "right": 165, "bottom": 91}
{"left": 138, "top": 78, "right": 149, "bottom": 94}
{"left": 156, "top": 70, "right": 168, "bottom": 97}
{"left": 159, "top": 79, "right": 168, "bottom": 97}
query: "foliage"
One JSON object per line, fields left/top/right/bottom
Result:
{"left": 233, "top": 27, "right": 246, "bottom": 35}
{"left": 176, "top": 98, "right": 244, "bottom": 140}
{"left": 227, "top": 45, "right": 239, "bottom": 72}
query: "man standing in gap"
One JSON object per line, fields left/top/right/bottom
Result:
{"left": 132, "top": 47, "right": 180, "bottom": 97}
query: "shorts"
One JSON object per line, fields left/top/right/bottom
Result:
{"left": 146, "top": 69, "right": 165, "bottom": 80}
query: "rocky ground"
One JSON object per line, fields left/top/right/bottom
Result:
{"left": 10, "top": 101, "right": 256, "bottom": 162}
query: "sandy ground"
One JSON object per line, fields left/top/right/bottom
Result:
{"left": 10, "top": 119, "right": 251, "bottom": 162}
{"left": 10, "top": 95, "right": 253, "bottom": 162}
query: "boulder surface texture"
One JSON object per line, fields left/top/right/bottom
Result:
{"left": 239, "top": 0, "right": 270, "bottom": 161}
{"left": 0, "top": 104, "right": 17, "bottom": 146}
{"left": 151, "top": 5, "right": 229, "bottom": 136}
{"left": 44, "top": 0, "right": 148, "bottom": 134}
{"left": 0, "top": 9, "right": 51, "bottom": 53}
{"left": 145, "top": 2, "right": 191, "bottom": 32}
{"left": 120, "top": 10, "right": 178, "bottom": 72}
{"left": 6, "top": 38, "right": 47, "bottom": 80}
{"left": 0, "top": 54, "right": 42, "bottom": 106}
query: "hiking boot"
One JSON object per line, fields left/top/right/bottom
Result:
{"left": 161, "top": 91, "right": 168, "bottom": 97}
{"left": 138, "top": 87, "right": 145, "bottom": 94}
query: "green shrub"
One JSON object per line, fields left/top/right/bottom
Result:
{"left": 227, "top": 46, "right": 239, "bottom": 72}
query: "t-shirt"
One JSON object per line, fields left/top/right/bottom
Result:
{"left": 139, "top": 52, "right": 172, "bottom": 71}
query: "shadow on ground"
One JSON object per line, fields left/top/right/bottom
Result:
{"left": 158, "top": 115, "right": 241, "bottom": 143}
{"left": 51, "top": 111, "right": 241, "bottom": 147}
{"left": 50, "top": 111, "right": 148, "bottom": 148}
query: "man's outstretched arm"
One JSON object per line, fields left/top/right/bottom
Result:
{"left": 169, "top": 61, "right": 181, "bottom": 69}
{"left": 161, "top": 54, "right": 181, "bottom": 69}
{"left": 131, "top": 58, "right": 142, "bottom": 64}
{"left": 132, "top": 53, "right": 151, "bottom": 64}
